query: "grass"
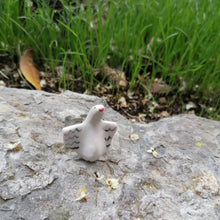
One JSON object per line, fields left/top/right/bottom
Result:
{"left": 0, "top": 0, "right": 220, "bottom": 119}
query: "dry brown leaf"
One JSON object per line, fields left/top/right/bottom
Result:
{"left": 104, "top": 64, "right": 127, "bottom": 88}
{"left": 150, "top": 79, "right": 170, "bottom": 94}
{"left": 158, "top": 97, "right": 167, "bottom": 104}
{"left": 7, "top": 141, "right": 21, "bottom": 151}
{"left": 129, "top": 134, "right": 139, "bottom": 141}
{"left": 118, "top": 96, "right": 127, "bottom": 108}
{"left": 94, "top": 65, "right": 127, "bottom": 88}
{"left": 19, "top": 49, "right": 41, "bottom": 90}
{"left": 160, "top": 111, "right": 170, "bottom": 118}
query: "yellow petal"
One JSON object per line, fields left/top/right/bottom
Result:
{"left": 196, "top": 142, "right": 202, "bottom": 147}
{"left": 79, "top": 189, "right": 87, "bottom": 194}
{"left": 75, "top": 189, "right": 88, "bottom": 201}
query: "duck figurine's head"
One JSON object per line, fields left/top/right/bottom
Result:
{"left": 85, "top": 104, "right": 105, "bottom": 124}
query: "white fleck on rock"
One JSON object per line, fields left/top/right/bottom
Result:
{"left": 106, "top": 178, "right": 120, "bottom": 192}
{"left": 7, "top": 141, "right": 21, "bottom": 151}
{"left": 129, "top": 134, "right": 139, "bottom": 141}
{"left": 75, "top": 189, "right": 88, "bottom": 202}
{"left": 94, "top": 171, "right": 120, "bottom": 191}
{"left": 94, "top": 171, "right": 106, "bottom": 186}
{"left": 147, "top": 147, "right": 159, "bottom": 158}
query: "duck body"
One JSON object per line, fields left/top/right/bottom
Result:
{"left": 62, "top": 105, "right": 117, "bottom": 162}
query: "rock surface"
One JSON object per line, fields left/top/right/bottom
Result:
{"left": 0, "top": 87, "right": 220, "bottom": 220}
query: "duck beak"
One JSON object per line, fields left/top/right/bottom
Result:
{"left": 99, "top": 107, "right": 104, "bottom": 112}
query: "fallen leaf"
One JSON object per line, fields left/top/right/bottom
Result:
{"left": 127, "top": 90, "right": 134, "bottom": 99}
{"left": 106, "top": 64, "right": 128, "bottom": 88}
{"left": 7, "top": 141, "right": 21, "bottom": 151}
{"left": 158, "top": 97, "right": 167, "bottom": 104}
{"left": 138, "top": 113, "right": 147, "bottom": 122}
{"left": 150, "top": 78, "right": 170, "bottom": 94}
{"left": 19, "top": 48, "right": 41, "bottom": 90}
{"left": 152, "top": 150, "right": 158, "bottom": 158}
{"left": 81, "top": 197, "right": 87, "bottom": 202}
{"left": 185, "top": 101, "right": 197, "bottom": 110}
{"left": 0, "top": 80, "right": 6, "bottom": 86}
{"left": 142, "top": 97, "right": 148, "bottom": 106}
{"left": 40, "top": 79, "right": 46, "bottom": 88}
{"left": 149, "top": 101, "right": 159, "bottom": 114}
{"left": 118, "top": 96, "right": 127, "bottom": 108}
{"left": 147, "top": 147, "right": 159, "bottom": 158}
{"left": 129, "top": 134, "right": 139, "bottom": 141}
{"left": 160, "top": 111, "right": 170, "bottom": 118}
{"left": 94, "top": 171, "right": 120, "bottom": 192}
{"left": 55, "top": 66, "right": 64, "bottom": 77}
{"left": 106, "top": 178, "right": 120, "bottom": 192}
{"left": 94, "top": 64, "right": 128, "bottom": 88}
{"left": 75, "top": 189, "right": 88, "bottom": 202}
{"left": 94, "top": 171, "right": 106, "bottom": 185}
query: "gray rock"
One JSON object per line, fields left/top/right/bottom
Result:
{"left": 0, "top": 87, "right": 220, "bottom": 220}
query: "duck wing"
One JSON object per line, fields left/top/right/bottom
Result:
{"left": 102, "top": 121, "right": 117, "bottom": 148}
{"left": 62, "top": 123, "right": 84, "bottom": 150}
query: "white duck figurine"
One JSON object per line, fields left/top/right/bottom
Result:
{"left": 62, "top": 104, "right": 117, "bottom": 162}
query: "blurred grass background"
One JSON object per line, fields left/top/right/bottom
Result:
{"left": 0, "top": 0, "right": 220, "bottom": 119}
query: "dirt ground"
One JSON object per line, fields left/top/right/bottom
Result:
{"left": 0, "top": 54, "right": 217, "bottom": 123}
